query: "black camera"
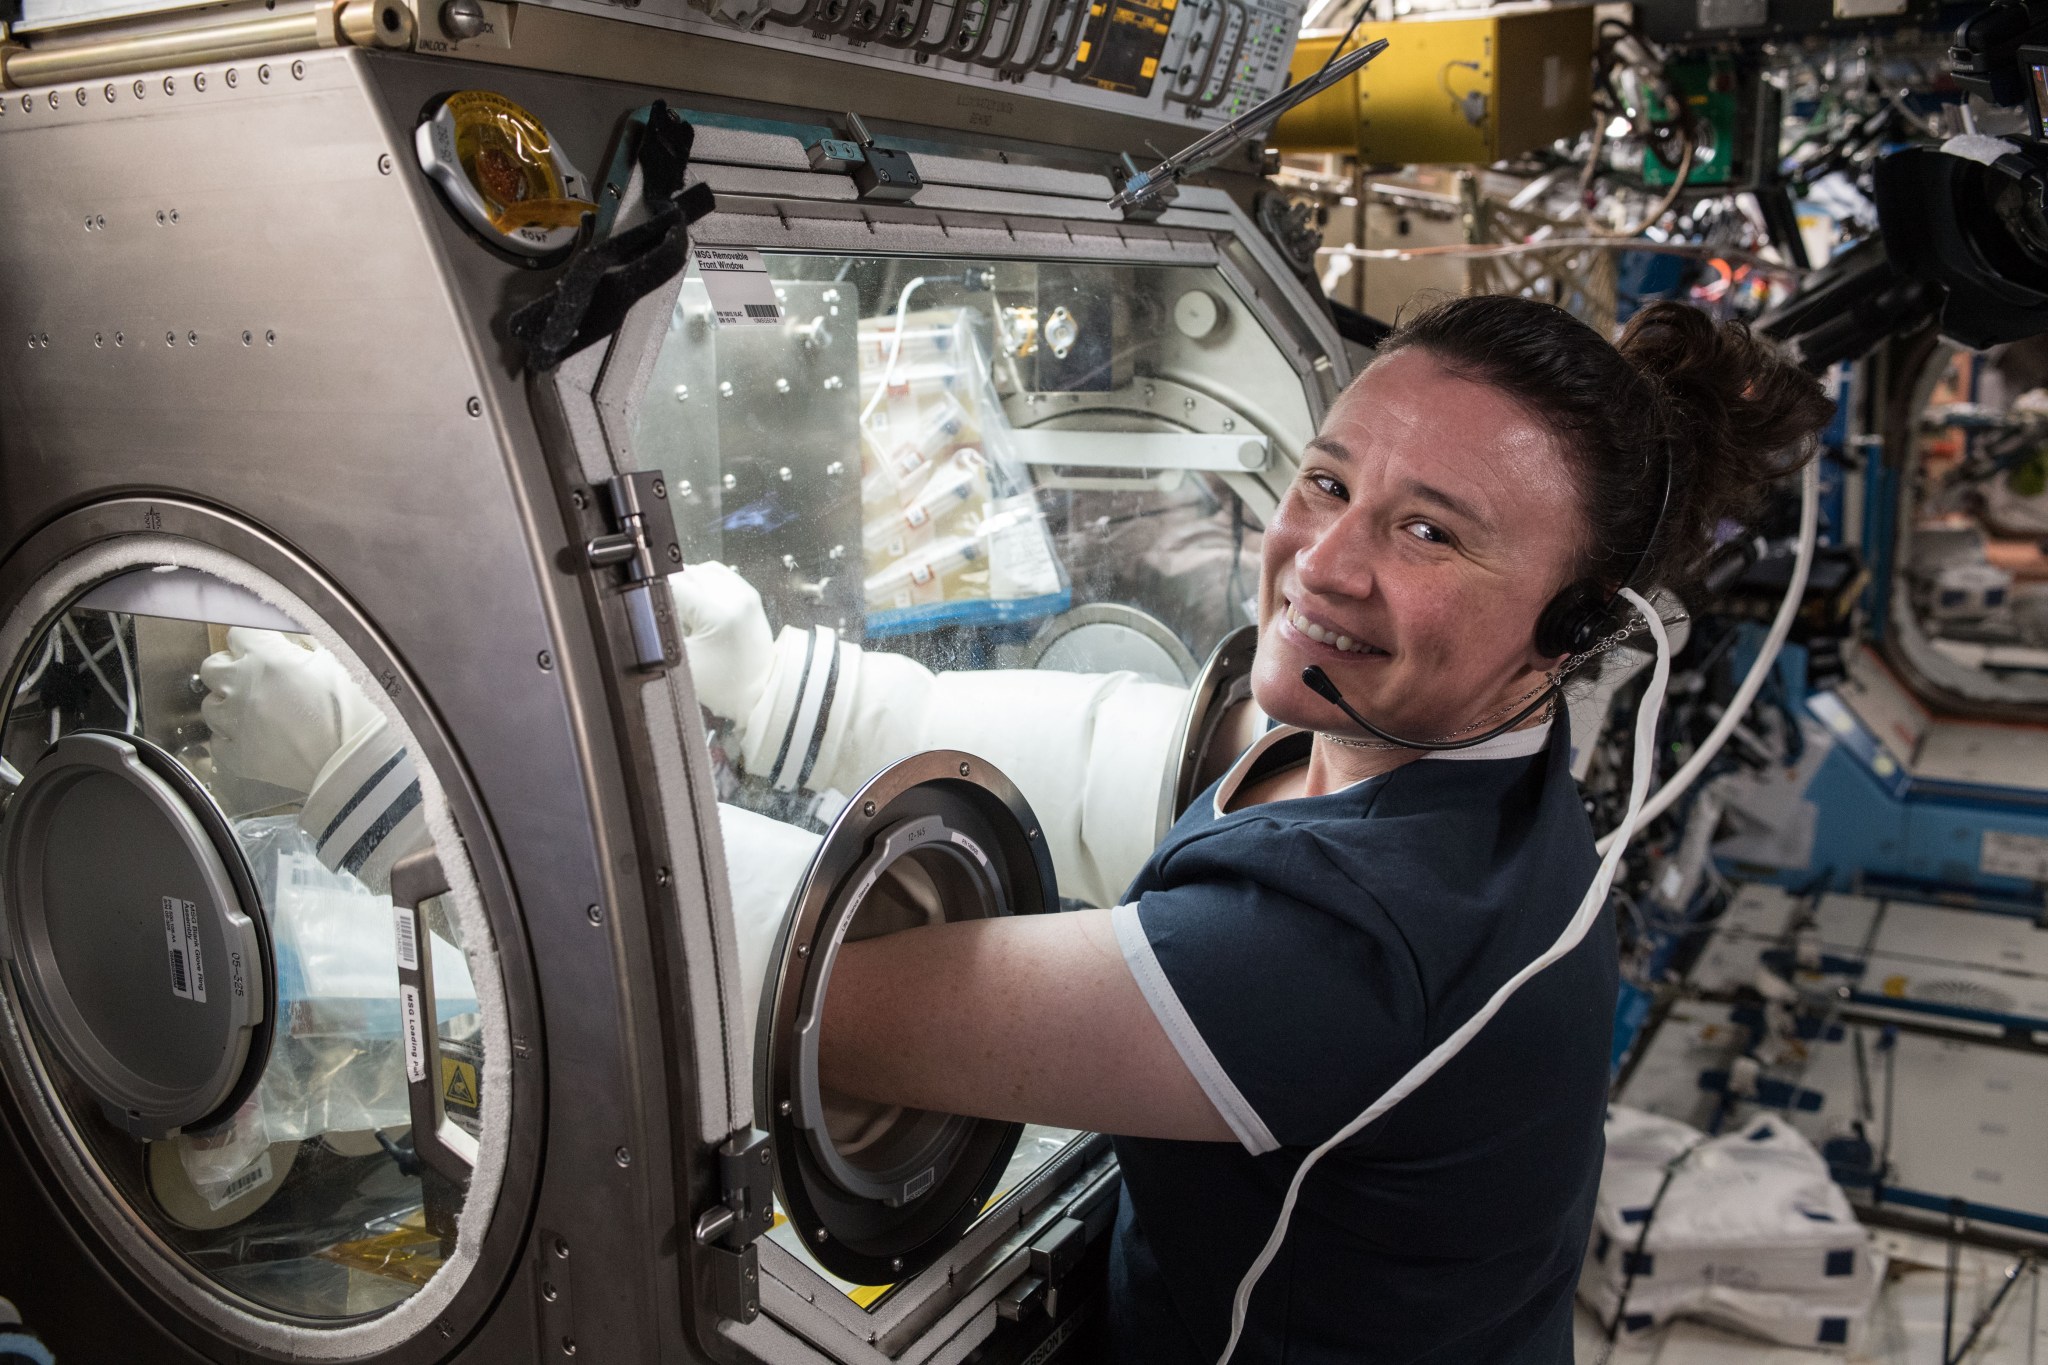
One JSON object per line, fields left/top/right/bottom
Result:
{"left": 1870, "top": 0, "right": 2048, "bottom": 349}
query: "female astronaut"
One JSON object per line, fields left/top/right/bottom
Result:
{"left": 802, "top": 296, "right": 1832, "bottom": 1363}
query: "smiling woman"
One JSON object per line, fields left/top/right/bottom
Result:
{"left": 812, "top": 294, "right": 1834, "bottom": 1365}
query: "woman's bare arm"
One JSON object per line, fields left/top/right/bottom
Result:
{"left": 818, "top": 908, "right": 1238, "bottom": 1143}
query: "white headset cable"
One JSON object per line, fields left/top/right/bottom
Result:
{"left": 1596, "top": 459, "right": 1819, "bottom": 853}
{"left": 1215, "top": 586, "right": 1672, "bottom": 1365}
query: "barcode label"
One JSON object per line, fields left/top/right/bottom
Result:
{"left": 161, "top": 896, "right": 206, "bottom": 1003}
{"left": 694, "top": 247, "right": 783, "bottom": 326}
{"left": 393, "top": 905, "right": 420, "bottom": 973}
{"left": 201, "top": 1149, "right": 274, "bottom": 1211}
{"left": 182, "top": 899, "right": 208, "bottom": 1003}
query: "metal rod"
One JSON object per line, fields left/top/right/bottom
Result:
{"left": 1945, "top": 1204, "right": 1967, "bottom": 1365}
{"left": 1949, "top": 1253, "right": 2036, "bottom": 1364}
{"left": 1, "top": 0, "right": 409, "bottom": 87}
{"left": 1109, "top": 36, "right": 1387, "bottom": 210}
{"left": 1315, "top": 238, "right": 1807, "bottom": 278}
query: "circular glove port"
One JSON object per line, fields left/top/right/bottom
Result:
{"left": 758, "top": 750, "right": 1053, "bottom": 1287}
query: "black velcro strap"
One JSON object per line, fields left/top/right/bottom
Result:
{"left": 509, "top": 102, "right": 718, "bottom": 372}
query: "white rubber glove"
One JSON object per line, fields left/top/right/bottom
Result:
{"left": 200, "top": 628, "right": 382, "bottom": 795}
{"left": 670, "top": 563, "right": 776, "bottom": 732}
{"left": 741, "top": 624, "right": 1188, "bottom": 908}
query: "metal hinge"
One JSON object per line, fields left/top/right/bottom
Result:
{"left": 584, "top": 470, "right": 683, "bottom": 674}
{"left": 996, "top": 1215, "right": 1087, "bottom": 1324}
{"left": 694, "top": 1128, "right": 774, "bottom": 1323}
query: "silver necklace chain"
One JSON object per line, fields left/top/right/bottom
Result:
{"left": 1318, "top": 611, "right": 1687, "bottom": 751}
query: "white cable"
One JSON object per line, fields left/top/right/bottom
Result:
{"left": 1594, "top": 459, "right": 1820, "bottom": 855}
{"left": 858, "top": 276, "right": 931, "bottom": 428}
{"left": 106, "top": 612, "right": 138, "bottom": 735}
{"left": 59, "top": 617, "right": 135, "bottom": 735}
{"left": 1216, "top": 588, "right": 1672, "bottom": 1365}
{"left": 13, "top": 635, "right": 54, "bottom": 698}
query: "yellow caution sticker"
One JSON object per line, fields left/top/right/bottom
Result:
{"left": 441, "top": 1056, "right": 481, "bottom": 1113}
{"left": 1882, "top": 974, "right": 1909, "bottom": 998}
{"left": 416, "top": 89, "right": 592, "bottom": 257}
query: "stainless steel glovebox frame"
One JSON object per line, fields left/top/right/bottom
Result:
{"left": 0, "top": 41, "right": 1349, "bottom": 1364}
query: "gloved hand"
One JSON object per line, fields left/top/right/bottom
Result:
{"left": 200, "top": 628, "right": 382, "bottom": 794}
{"left": 670, "top": 563, "right": 775, "bottom": 731}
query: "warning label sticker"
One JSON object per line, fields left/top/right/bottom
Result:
{"left": 693, "top": 247, "right": 784, "bottom": 326}
{"left": 441, "top": 1057, "right": 481, "bottom": 1113}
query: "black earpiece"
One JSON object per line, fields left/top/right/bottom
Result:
{"left": 1533, "top": 580, "right": 1614, "bottom": 661}
{"left": 1533, "top": 439, "right": 1678, "bottom": 662}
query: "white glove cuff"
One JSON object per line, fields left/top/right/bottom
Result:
{"left": 299, "top": 713, "right": 431, "bottom": 891}
{"left": 741, "top": 625, "right": 851, "bottom": 792}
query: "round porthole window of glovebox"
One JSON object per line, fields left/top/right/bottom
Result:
{"left": 0, "top": 532, "right": 513, "bottom": 1356}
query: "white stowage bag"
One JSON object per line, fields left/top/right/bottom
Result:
{"left": 1578, "top": 1106, "right": 1886, "bottom": 1351}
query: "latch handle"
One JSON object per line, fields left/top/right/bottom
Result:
{"left": 695, "top": 1127, "right": 774, "bottom": 1324}
{"left": 695, "top": 1127, "right": 776, "bottom": 1248}
{"left": 586, "top": 471, "right": 683, "bottom": 673}
{"left": 390, "top": 847, "right": 478, "bottom": 1187}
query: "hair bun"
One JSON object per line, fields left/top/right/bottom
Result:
{"left": 1619, "top": 303, "right": 1826, "bottom": 468}
{"left": 1615, "top": 303, "right": 1833, "bottom": 584}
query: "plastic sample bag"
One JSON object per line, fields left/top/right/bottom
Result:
{"left": 178, "top": 819, "right": 481, "bottom": 1196}
{"left": 856, "top": 305, "right": 1067, "bottom": 635}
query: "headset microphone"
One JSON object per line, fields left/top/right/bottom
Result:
{"left": 1299, "top": 664, "right": 1559, "bottom": 752}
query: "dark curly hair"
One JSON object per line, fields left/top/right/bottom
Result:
{"left": 1372, "top": 295, "right": 1835, "bottom": 595}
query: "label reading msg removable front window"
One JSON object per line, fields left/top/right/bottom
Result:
{"left": 161, "top": 896, "right": 208, "bottom": 1004}
{"left": 693, "top": 248, "right": 784, "bottom": 326}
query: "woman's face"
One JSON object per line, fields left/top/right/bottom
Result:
{"left": 1252, "top": 347, "right": 1587, "bottom": 741}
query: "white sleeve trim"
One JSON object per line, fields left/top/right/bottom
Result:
{"left": 1112, "top": 902, "right": 1281, "bottom": 1156}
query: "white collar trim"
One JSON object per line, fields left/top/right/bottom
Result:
{"left": 1213, "top": 720, "right": 1553, "bottom": 817}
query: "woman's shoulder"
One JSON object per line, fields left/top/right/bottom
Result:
{"left": 1149, "top": 738, "right": 1591, "bottom": 931}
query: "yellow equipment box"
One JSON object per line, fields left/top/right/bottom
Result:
{"left": 1274, "top": 5, "right": 1595, "bottom": 165}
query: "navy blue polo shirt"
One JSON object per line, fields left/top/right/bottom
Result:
{"left": 1106, "top": 718, "right": 1613, "bottom": 1364}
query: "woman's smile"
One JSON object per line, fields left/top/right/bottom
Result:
{"left": 1277, "top": 596, "right": 1387, "bottom": 658}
